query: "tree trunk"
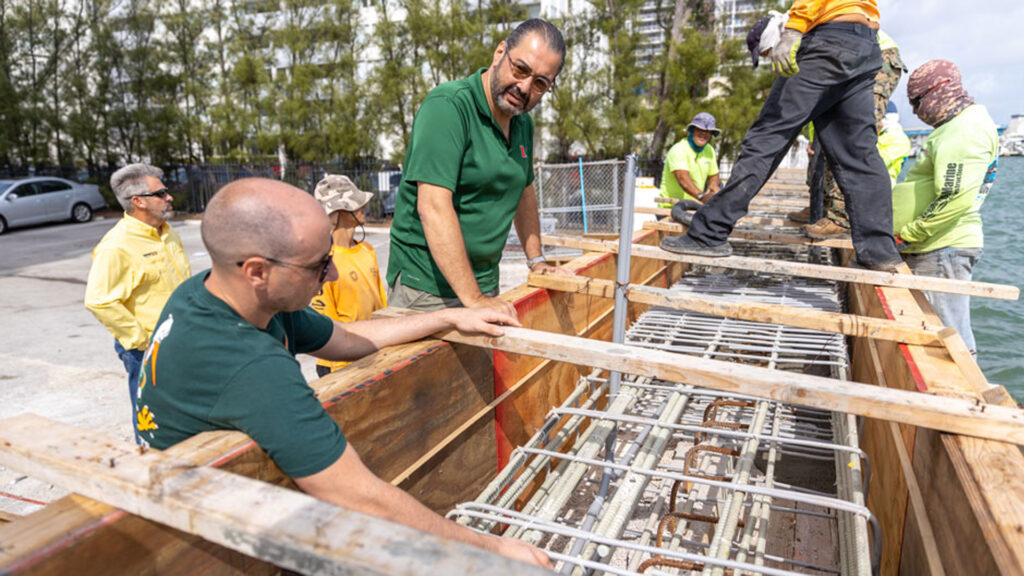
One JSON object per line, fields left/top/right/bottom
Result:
{"left": 648, "top": 0, "right": 690, "bottom": 159}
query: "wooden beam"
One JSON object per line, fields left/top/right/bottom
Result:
{"left": 539, "top": 234, "right": 1020, "bottom": 301}
{"left": 642, "top": 220, "right": 854, "bottom": 250}
{"left": 379, "top": 309, "right": 1024, "bottom": 445}
{"left": 526, "top": 273, "right": 945, "bottom": 346}
{"left": 634, "top": 206, "right": 806, "bottom": 229}
{"left": 0, "top": 414, "right": 549, "bottom": 576}
{"left": 656, "top": 196, "right": 807, "bottom": 209}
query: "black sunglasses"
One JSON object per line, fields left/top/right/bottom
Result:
{"left": 134, "top": 188, "right": 172, "bottom": 199}
{"left": 236, "top": 247, "right": 334, "bottom": 283}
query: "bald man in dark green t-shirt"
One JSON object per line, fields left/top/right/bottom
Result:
{"left": 388, "top": 19, "right": 571, "bottom": 314}
{"left": 135, "top": 178, "right": 550, "bottom": 569}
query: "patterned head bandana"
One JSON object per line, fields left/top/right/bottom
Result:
{"left": 907, "top": 59, "right": 974, "bottom": 127}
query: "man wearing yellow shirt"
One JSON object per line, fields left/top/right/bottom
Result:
{"left": 85, "top": 164, "right": 191, "bottom": 443}
{"left": 663, "top": 0, "right": 903, "bottom": 271}
{"left": 658, "top": 112, "right": 721, "bottom": 208}
{"left": 310, "top": 175, "right": 387, "bottom": 376}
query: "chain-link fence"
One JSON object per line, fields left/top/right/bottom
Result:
{"left": 535, "top": 159, "right": 630, "bottom": 235}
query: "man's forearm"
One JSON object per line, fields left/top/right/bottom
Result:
{"left": 673, "top": 171, "right": 703, "bottom": 199}
{"left": 296, "top": 448, "right": 496, "bottom": 555}
{"left": 323, "top": 310, "right": 456, "bottom": 360}
{"left": 514, "top": 185, "right": 544, "bottom": 261}
{"left": 417, "top": 184, "right": 485, "bottom": 305}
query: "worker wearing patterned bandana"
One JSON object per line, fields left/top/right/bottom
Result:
{"left": 893, "top": 59, "right": 998, "bottom": 356}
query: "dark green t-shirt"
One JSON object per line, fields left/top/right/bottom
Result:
{"left": 135, "top": 272, "right": 346, "bottom": 478}
{"left": 387, "top": 67, "right": 535, "bottom": 298}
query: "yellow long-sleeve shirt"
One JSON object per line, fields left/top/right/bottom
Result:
{"left": 85, "top": 215, "right": 191, "bottom": 350}
{"left": 787, "top": 0, "right": 879, "bottom": 34}
{"left": 310, "top": 242, "right": 387, "bottom": 373}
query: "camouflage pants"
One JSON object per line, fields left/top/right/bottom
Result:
{"left": 823, "top": 48, "right": 906, "bottom": 228}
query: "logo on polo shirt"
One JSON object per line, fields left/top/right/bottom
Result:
{"left": 520, "top": 145, "right": 527, "bottom": 158}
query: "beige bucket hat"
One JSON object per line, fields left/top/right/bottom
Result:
{"left": 314, "top": 174, "right": 374, "bottom": 215}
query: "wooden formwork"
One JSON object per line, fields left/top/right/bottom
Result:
{"left": 2, "top": 220, "right": 1023, "bottom": 574}
{"left": 0, "top": 230, "right": 677, "bottom": 574}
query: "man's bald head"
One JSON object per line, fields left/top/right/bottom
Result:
{"left": 201, "top": 178, "right": 329, "bottom": 267}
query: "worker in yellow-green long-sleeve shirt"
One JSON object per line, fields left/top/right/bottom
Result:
{"left": 85, "top": 164, "right": 191, "bottom": 444}
{"left": 894, "top": 59, "right": 998, "bottom": 356}
{"left": 663, "top": 0, "right": 904, "bottom": 271}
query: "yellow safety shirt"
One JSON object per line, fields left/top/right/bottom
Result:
{"left": 85, "top": 215, "right": 191, "bottom": 350}
{"left": 787, "top": 0, "right": 880, "bottom": 34}
{"left": 310, "top": 242, "right": 387, "bottom": 373}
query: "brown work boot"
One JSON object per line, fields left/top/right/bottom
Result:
{"left": 788, "top": 207, "right": 811, "bottom": 223}
{"left": 803, "top": 218, "right": 850, "bottom": 240}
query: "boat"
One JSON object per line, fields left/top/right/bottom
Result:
{"left": 0, "top": 166, "right": 1021, "bottom": 575}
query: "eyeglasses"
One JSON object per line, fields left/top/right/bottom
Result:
{"left": 236, "top": 247, "right": 334, "bottom": 283}
{"left": 504, "top": 52, "right": 555, "bottom": 94}
{"left": 909, "top": 80, "right": 949, "bottom": 109}
{"left": 134, "top": 188, "right": 172, "bottom": 199}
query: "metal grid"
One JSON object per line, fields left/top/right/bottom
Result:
{"left": 450, "top": 271, "right": 875, "bottom": 575}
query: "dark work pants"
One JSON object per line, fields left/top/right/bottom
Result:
{"left": 807, "top": 141, "right": 826, "bottom": 223}
{"left": 687, "top": 22, "right": 901, "bottom": 267}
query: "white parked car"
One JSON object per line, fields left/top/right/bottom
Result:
{"left": 0, "top": 177, "right": 108, "bottom": 234}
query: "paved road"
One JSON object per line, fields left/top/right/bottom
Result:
{"left": 0, "top": 216, "right": 120, "bottom": 274}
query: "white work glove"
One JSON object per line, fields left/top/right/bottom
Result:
{"left": 769, "top": 29, "right": 803, "bottom": 77}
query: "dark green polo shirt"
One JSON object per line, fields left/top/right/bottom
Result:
{"left": 387, "top": 67, "right": 535, "bottom": 298}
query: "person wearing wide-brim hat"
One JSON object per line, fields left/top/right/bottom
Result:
{"left": 658, "top": 112, "right": 722, "bottom": 208}
{"left": 309, "top": 174, "right": 387, "bottom": 376}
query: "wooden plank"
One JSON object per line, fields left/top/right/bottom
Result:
{"left": 379, "top": 309, "right": 1024, "bottom": 445}
{"left": 655, "top": 196, "right": 807, "bottom": 209}
{"left": 0, "top": 414, "right": 548, "bottom": 576}
{"left": 848, "top": 270, "right": 1024, "bottom": 574}
{"left": 527, "top": 273, "right": 945, "bottom": 346}
{"left": 539, "top": 234, "right": 1020, "bottom": 301}
{"left": 858, "top": 309, "right": 946, "bottom": 575}
{"left": 642, "top": 219, "right": 854, "bottom": 250}
{"left": 634, "top": 206, "right": 806, "bottom": 229}
{"left": 0, "top": 340, "right": 499, "bottom": 574}
{"left": 0, "top": 509, "right": 22, "bottom": 524}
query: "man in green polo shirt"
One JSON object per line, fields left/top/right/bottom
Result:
{"left": 388, "top": 19, "right": 569, "bottom": 313}
{"left": 658, "top": 112, "right": 721, "bottom": 208}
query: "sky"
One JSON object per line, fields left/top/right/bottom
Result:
{"left": 877, "top": 0, "right": 1024, "bottom": 130}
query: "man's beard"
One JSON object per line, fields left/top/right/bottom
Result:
{"left": 490, "top": 72, "right": 533, "bottom": 117}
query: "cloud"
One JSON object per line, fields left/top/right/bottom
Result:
{"left": 879, "top": 0, "right": 1024, "bottom": 128}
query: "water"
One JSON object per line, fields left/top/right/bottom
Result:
{"left": 972, "top": 156, "right": 1024, "bottom": 398}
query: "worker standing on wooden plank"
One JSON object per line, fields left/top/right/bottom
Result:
{"left": 387, "top": 18, "right": 570, "bottom": 314}
{"left": 309, "top": 174, "right": 387, "bottom": 377}
{"left": 131, "top": 178, "right": 551, "bottom": 569}
{"left": 657, "top": 112, "right": 722, "bottom": 208}
{"left": 661, "top": 0, "right": 904, "bottom": 271}
{"left": 893, "top": 59, "right": 999, "bottom": 357}
{"left": 801, "top": 29, "right": 909, "bottom": 239}
{"left": 85, "top": 164, "right": 191, "bottom": 445}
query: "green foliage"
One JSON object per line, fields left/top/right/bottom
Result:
{"left": 0, "top": 0, "right": 782, "bottom": 168}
